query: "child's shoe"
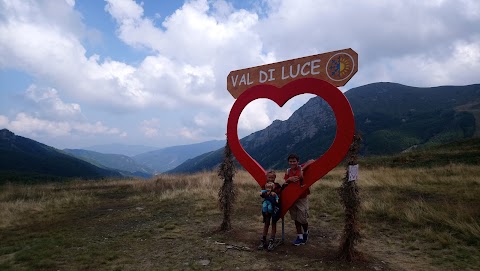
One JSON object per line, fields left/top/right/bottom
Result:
{"left": 258, "top": 239, "right": 267, "bottom": 250}
{"left": 293, "top": 237, "right": 304, "bottom": 246}
{"left": 267, "top": 238, "right": 275, "bottom": 251}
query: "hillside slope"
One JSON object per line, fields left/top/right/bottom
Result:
{"left": 0, "top": 129, "right": 121, "bottom": 183}
{"left": 169, "top": 82, "right": 479, "bottom": 173}
{"left": 63, "top": 149, "right": 154, "bottom": 178}
{"left": 82, "top": 143, "right": 158, "bottom": 157}
{"left": 133, "top": 140, "right": 225, "bottom": 173}
{"left": 361, "top": 137, "right": 480, "bottom": 168}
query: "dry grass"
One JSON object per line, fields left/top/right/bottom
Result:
{"left": 0, "top": 164, "right": 479, "bottom": 270}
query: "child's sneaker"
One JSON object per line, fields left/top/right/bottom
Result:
{"left": 293, "top": 237, "right": 304, "bottom": 246}
{"left": 267, "top": 238, "right": 275, "bottom": 251}
{"left": 303, "top": 230, "right": 309, "bottom": 244}
{"left": 258, "top": 239, "right": 267, "bottom": 250}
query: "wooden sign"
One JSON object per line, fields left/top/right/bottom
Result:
{"left": 227, "top": 48, "right": 358, "bottom": 98}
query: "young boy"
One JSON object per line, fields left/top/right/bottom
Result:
{"left": 286, "top": 154, "right": 305, "bottom": 187}
{"left": 258, "top": 170, "right": 282, "bottom": 251}
{"left": 284, "top": 153, "right": 310, "bottom": 246}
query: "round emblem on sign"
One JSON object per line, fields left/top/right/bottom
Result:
{"left": 326, "top": 53, "right": 355, "bottom": 81}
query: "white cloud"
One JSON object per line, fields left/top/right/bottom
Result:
{"left": 460, "top": 0, "right": 480, "bottom": 19}
{"left": 9, "top": 113, "right": 72, "bottom": 137}
{"left": 257, "top": 0, "right": 480, "bottom": 87}
{"left": 369, "top": 38, "right": 480, "bottom": 87}
{"left": 0, "top": 115, "right": 8, "bottom": 127}
{"left": 24, "top": 85, "right": 82, "bottom": 119}
{"left": 74, "top": 121, "right": 121, "bottom": 135}
{"left": 178, "top": 126, "right": 203, "bottom": 140}
{"left": 102, "top": 0, "right": 283, "bottom": 136}
{"left": 141, "top": 118, "right": 161, "bottom": 138}
{"left": 105, "top": 0, "right": 161, "bottom": 51}
{"left": 235, "top": 96, "right": 311, "bottom": 135}
{"left": 194, "top": 113, "right": 211, "bottom": 127}
{"left": 64, "top": 0, "right": 75, "bottom": 7}
{"left": 104, "top": 0, "right": 143, "bottom": 22}
{"left": 3, "top": 113, "right": 124, "bottom": 138}
{"left": 0, "top": 0, "right": 152, "bottom": 110}
{"left": 0, "top": 0, "right": 303, "bottom": 139}
{"left": 1, "top": 0, "right": 479, "bottom": 149}
{"left": 238, "top": 100, "right": 272, "bottom": 132}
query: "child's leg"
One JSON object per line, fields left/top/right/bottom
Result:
{"left": 263, "top": 216, "right": 271, "bottom": 237}
{"left": 262, "top": 214, "right": 271, "bottom": 246}
{"left": 271, "top": 221, "right": 277, "bottom": 239}
{"left": 259, "top": 213, "right": 270, "bottom": 249}
{"left": 267, "top": 221, "right": 277, "bottom": 251}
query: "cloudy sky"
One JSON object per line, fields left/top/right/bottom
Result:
{"left": 0, "top": 0, "right": 479, "bottom": 150}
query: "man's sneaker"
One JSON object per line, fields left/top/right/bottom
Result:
{"left": 258, "top": 239, "right": 267, "bottom": 250}
{"left": 303, "top": 230, "right": 309, "bottom": 244}
{"left": 267, "top": 238, "right": 275, "bottom": 251}
{"left": 293, "top": 237, "right": 304, "bottom": 246}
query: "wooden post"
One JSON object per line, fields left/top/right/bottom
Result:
{"left": 338, "top": 133, "right": 362, "bottom": 261}
{"left": 218, "top": 138, "right": 236, "bottom": 231}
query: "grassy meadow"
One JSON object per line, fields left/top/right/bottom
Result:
{"left": 1, "top": 164, "right": 479, "bottom": 270}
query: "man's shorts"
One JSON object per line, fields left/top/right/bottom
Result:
{"left": 289, "top": 197, "right": 309, "bottom": 224}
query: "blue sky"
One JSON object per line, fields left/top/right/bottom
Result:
{"left": 1, "top": 0, "right": 479, "bottom": 150}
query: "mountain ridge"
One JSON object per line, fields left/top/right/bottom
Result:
{"left": 82, "top": 143, "right": 159, "bottom": 157}
{"left": 2, "top": 82, "right": 479, "bottom": 179}
{"left": 132, "top": 140, "right": 225, "bottom": 173}
{"left": 168, "top": 82, "right": 480, "bottom": 173}
{"left": 63, "top": 149, "right": 155, "bottom": 178}
{"left": 0, "top": 129, "right": 122, "bottom": 183}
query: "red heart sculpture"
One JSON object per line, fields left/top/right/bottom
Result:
{"left": 227, "top": 78, "right": 355, "bottom": 218}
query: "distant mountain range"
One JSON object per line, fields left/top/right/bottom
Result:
{"left": 64, "top": 140, "right": 226, "bottom": 174}
{"left": 168, "top": 82, "right": 480, "bottom": 173}
{"left": 63, "top": 149, "right": 155, "bottom": 178}
{"left": 2, "top": 82, "right": 479, "bottom": 181}
{"left": 82, "top": 143, "right": 158, "bottom": 157}
{"left": 0, "top": 129, "right": 121, "bottom": 183}
{"left": 132, "top": 140, "right": 226, "bottom": 173}
{"left": 0, "top": 128, "right": 225, "bottom": 182}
